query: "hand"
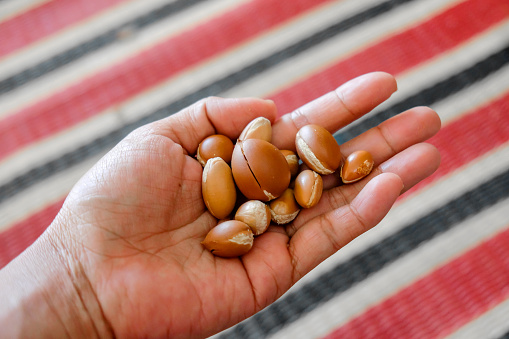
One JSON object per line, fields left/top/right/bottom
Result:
{"left": 0, "top": 72, "right": 440, "bottom": 338}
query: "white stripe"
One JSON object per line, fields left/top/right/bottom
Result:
{"left": 0, "top": 153, "right": 104, "bottom": 232}
{"left": 0, "top": 0, "right": 50, "bottom": 23}
{"left": 0, "top": 0, "right": 252, "bottom": 117}
{"left": 433, "top": 62, "right": 509, "bottom": 125}
{"left": 0, "top": 108, "right": 122, "bottom": 186}
{"left": 0, "top": 0, "right": 177, "bottom": 79}
{"left": 371, "top": 19, "right": 509, "bottom": 125}
{"left": 447, "top": 298, "right": 509, "bottom": 339}
{"left": 221, "top": 0, "right": 465, "bottom": 100}
{"left": 268, "top": 178, "right": 509, "bottom": 339}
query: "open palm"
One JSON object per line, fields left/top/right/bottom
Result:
{"left": 49, "top": 72, "right": 441, "bottom": 338}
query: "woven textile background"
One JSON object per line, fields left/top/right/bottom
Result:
{"left": 1, "top": 0, "right": 509, "bottom": 338}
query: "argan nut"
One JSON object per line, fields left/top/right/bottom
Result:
{"left": 239, "top": 117, "right": 272, "bottom": 142}
{"left": 295, "top": 124, "right": 341, "bottom": 175}
{"left": 235, "top": 200, "right": 271, "bottom": 235}
{"left": 281, "top": 150, "right": 299, "bottom": 177}
{"left": 231, "top": 139, "right": 291, "bottom": 201}
{"left": 294, "top": 170, "right": 323, "bottom": 208}
{"left": 202, "top": 157, "right": 236, "bottom": 219}
{"left": 341, "top": 150, "right": 374, "bottom": 184}
{"left": 269, "top": 188, "right": 300, "bottom": 224}
{"left": 196, "top": 134, "right": 234, "bottom": 166}
{"left": 202, "top": 220, "right": 254, "bottom": 257}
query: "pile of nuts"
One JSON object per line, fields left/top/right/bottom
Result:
{"left": 198, "top": 117, "right": 374, "bottom": 257}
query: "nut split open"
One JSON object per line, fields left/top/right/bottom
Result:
{"left": 295, "top": 124, "right": 341, "bottom": 175}
{"left": 231, "top": 139, "right": 291, "bottom": 201}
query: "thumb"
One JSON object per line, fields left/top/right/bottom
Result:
{"left": 147, "top": 97, "right": 277, "bottom": 154}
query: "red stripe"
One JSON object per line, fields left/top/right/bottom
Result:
{"left": 0, "top": 0, "right": 330, "bottom": 162}
{"left": 0, "top": 0, "right": 128, "bottom": 59}
{"left": 322, "top": 226, "right": 509, "bottom": 339}
{"left": 0, "top": 199, "right": 64, "bottom": 268}
{"left": 269, "top": 0, "right": 509, "bottom": 115}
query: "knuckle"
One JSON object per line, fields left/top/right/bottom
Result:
{"left": 318, "top": 214, "right": 343, "bottom": 252}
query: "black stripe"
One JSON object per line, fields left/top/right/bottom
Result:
{"left": 497, "top": 331, "right": 509, "bottom": 339}
{"left": 334, "top": 44, "right": 509, "bottom": 144}
{"left": 220, "top": 165, "right": 509, "bottom": 338}
{"left": 0, "top": 0, "right": 418, "bottom": 203}
{"left": 0, "top": 0, "right": 206, "bottom": 95}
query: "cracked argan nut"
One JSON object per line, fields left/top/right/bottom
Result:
{"left": 295, "top": 124, "right": 342, "bottom": 175}
{"left": 281, "top": 150, "right": 299, "bottom": 177}
{"left": 202, "top": 157, "right": 236, "bottom": 219}
{"left": 202, "top": 220, "right": 254, "bottom": 257}
{"left": 196, "top": 134, "right": 234, "bottom": 166}
{"left": 269, "top": 188, "right": 300, "bottom": 224}
{"left": 341, "top": 150, "right": 374, "bottom": 184}
{"left": 231, "top": 139, "right": 291, "bottom": 201}
{"left": 235, "top": 200, "right": 271, "bottom": 235}
{"left": 239, "top": 117, "right": 272, "bottom": 142}
{"left": 294, "top": 170, "right": 323, "bottom": 208}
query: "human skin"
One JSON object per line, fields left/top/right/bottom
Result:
{"left": 0, "top": 72, "right": 441, "bottom": 338}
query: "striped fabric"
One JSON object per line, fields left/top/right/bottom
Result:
{"left": 1, "top": 0, "right": 508, "bottom": 337}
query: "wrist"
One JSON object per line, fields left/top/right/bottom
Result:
{"left": 0, "top": 223, "right": 113, "bottom": 338}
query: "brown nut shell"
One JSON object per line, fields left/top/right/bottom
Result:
{"left": 269, "top": 188, "right": 300, "bottom": 224}
{"left": 239, "top": 117, "right": 272, "bottom": 142}
{"left": 231, "top": 139, "right": 291, "bottom": 201}
{"left": 202, "top": 220, "right": 254, "bottom": 257}
{"left": 341, "top": 150, "right": 374, "bottom": 184}
{"left": 281, "top": 150, "right": 299, "bottom": 177}
{"left": 294, "top": 170, "right": 323, "bottom": 208}
{"left": 196, "top": 134, "right": 234, "bottom": 166}
{"left": 235, "top": 200, "right": 271, "bottom": 235}
{"left": 295, "top": 124, "right": 341, "bottom": 175}
{"left": 202, "top": 157, "right": 236, "bottom": 219}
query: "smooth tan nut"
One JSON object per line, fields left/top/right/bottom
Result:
{"left": 202, "top": 220, "right": 254, "bottom": 257}
{"left": 202, "top": 157, "right": 236, "bottom": 219}
{"left": 196, "top": 134, "right": 234, "bottom": 166}
{"left": 235, "top": 200, "right": 271, "bottom": 235}
{"left": 294, "top": 170, "right": 323, "bottom": 208}
{"left": 231, "top": 139, "right": 291, "bottom": 201}
{"left": 340, "top": 150, "right": 374, "bottom": 184}
{"left": 281, "top": 150, "right": 299, "bottom": 177}
{"left": 269, "top": 188, "right": 300, "bottom": 224}
{"left": 239, "top": 117, "right": 272, "bottom": 142}
{"left": 295, "top": 124, "right": 341, "bottom": 175}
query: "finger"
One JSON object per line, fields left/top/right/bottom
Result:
{"left": 317, "top": 106, "right": 440, "bottom": 191}
{"left": 340, "top": 106, "right": 441, "bottom": 165}
{"left": 271, "top": 72, "right": 397, "bottom": 151}
{"left": 288, "top": 142, "right": 440, "bottom": 235}
{"left": 289, "top": 173, "right": 403, "bottom": 282}
{"left": 378, "top": 142, "right": 441, "bottom": 194}
{"left": 146, "top": 97, "right": 277, "bottom": 154}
